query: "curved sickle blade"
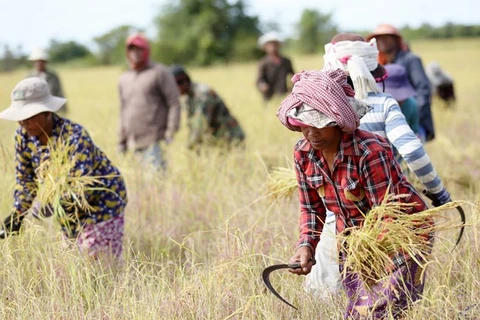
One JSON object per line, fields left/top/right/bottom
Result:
{"left": 423, "top": 190, "right": 466, "bottom": 246}
{"left": 455, "top": 205, "right": 466, "bottom": 246}
{"left": 262, "top": 259, "right": 316, "bottom": 310}
{"left": 262, "top": 263, "right": 299, "bottom": 310}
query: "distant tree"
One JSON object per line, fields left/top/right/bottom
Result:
{"left": 152, "top": 0, "right": 261, "bottom": 66}
{"left": 93, "top": 25, "right": 142, "bottom": 65}
{"left": 296, "top": 9, "right": 337, "bottom": 54}
{"left": 48, "top": 40, "right": 91, "bottom": 63}
{"left": 1, "top": 45, "right": 17, "bottom": 72}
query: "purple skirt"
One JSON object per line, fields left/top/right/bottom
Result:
{"left": 341, "top": 257, "right": 427, "bottom": 319}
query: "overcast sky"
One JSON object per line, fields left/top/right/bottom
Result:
{"left": 0, "top": 0, "right": 478, "bottom": 53}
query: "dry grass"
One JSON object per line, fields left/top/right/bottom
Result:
{"left": 0, "top": 38, "right": 478, "bottom": 319}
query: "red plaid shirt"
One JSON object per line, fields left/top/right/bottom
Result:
{"left": 294, "top": 129, "right": 427, "bottom": 253}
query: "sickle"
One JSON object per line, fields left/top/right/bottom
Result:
{"left": 423, "top": 190, "right": 465, "bottom": 245}
{"left": 262, "top": 259, "right": 316, "bottom": 310}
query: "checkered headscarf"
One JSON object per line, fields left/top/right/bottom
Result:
{"left": 277, "top": 69, "right": 366, "bottom": 133}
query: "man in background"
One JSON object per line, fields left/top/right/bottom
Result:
{"left": 368, "top": 24, "right": 434, "bottom": 142}
{"left": 27, "top": 48, "right": 67, "bottom": 113}
{"left": 426, "top": 61, "right": 456, "bottom": 107}
{"left": 256, "top": 32, "right": 295, "bottom": 103}
{"left": 172, "top": 66, "right": 245, "bottom": 150}
{"left": 118, "top": 34, "right": 181, "bottom": 170}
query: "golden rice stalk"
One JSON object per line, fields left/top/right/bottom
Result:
{"left": 32, "top": 137, "right": 104, "bottom": 233}
{"left": 337, "top": 192, "right": 467, "bottom": 286}
{"left": 263, "top": 166, "right": 297, "bottom": 200}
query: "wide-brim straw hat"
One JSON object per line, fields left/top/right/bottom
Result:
{"left": 258, "top": 32, "right": 282, "bottom": 48}
{"left": 366, "top": 24, "right": 403, "bottom": 41}
{"left": 28, "top": 48, "right": 49, "bottom": 61}
{"left": 0, "top": 77, "right": 66, "bottom": 121}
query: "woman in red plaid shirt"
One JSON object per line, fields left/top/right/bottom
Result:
{"left": 276, "top": 69, "right": 430, "bottom": 318}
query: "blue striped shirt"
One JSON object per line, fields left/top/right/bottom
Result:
{"left": 359, "top": 92, "right": 444, "bottom": 194}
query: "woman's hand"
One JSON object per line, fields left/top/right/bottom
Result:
{"left": 288, "top": 246, "right": 314, "bottom": 275}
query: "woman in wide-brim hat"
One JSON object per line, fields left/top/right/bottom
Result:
{"left": 277, "top": 68, "right": 432, "bottom": 319}
{"left": 0, "top": 77, "right": 128, "bottom": 260}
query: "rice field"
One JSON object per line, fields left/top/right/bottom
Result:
{"left": 0, "top": 38, "right": 479, "bottom": 319}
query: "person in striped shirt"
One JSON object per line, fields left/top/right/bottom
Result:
{"left": 304, "top": 33, "right": 451, "bottom": 298}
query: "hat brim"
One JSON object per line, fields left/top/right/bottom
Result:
{"left": 28, "top": 57, "right": 48, "bottom": 62}
{"left": 258, "top": 39, "right": 282, "bottom": 48}
{"left": 366, "top": 32, "right": 402, "bottom": 41}
{"left": 0, "top": 95, "right": 66, "bottom": 121}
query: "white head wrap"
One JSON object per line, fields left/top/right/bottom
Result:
{"left": 322, "top": 39, "right": 381, "bottom": 100}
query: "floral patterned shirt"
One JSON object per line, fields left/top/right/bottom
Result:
{"left": 12, "top": 114, "right": 127, "bottom": 237}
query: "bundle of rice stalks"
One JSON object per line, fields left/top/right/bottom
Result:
{"left": 263, "top": 167, "right": 297, "bottom": 200}
{"left": 32, "top": 137, "right": 104, "bottom": 233}
{"left": 337, "top": 192, "right": 467, "bottom": 286}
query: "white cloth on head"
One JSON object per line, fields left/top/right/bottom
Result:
{"left": 287, "top": 103, "right": 336, "bottom": 129}
{"left": 287, "top": 99, "right": 371, "bottom": 130}
{"left": 322, "top": 39, "right": 381, "bottom": 100}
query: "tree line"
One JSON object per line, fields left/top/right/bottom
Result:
{"left": 1, "top": 0, "right": 479, "bottom": 72}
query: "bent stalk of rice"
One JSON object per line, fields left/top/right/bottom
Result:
{"left": 32, "top": 137, "right": 105, "bottom": 236}
{"left": 337, "top": 192, "right": 467, "bottom": 287}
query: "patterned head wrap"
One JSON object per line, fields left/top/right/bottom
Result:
{"left": 277, "top": 69, "right": 371, "bottom": 133}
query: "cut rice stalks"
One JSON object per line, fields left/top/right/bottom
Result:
{"left": 31, "top": 136, "right": 106, "bottom": 236}
{"left": 263, "top": 166, "right": 297, "bottom": 200}
{"left": 337, "top": 192, "right": 469, "bottom": 287}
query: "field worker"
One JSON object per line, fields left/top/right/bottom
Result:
{"left": 26, "top": 48, "right": 67, "bottom": 113}
{"left": 367, "top": 24, "right": 434, "bottom": 142}
{"left": 171, "top": 66, "right": 245, "bottom": 149}
{"left": 0, "top": 78, "right": 128, "bottom": 260}
{"left": 381, "top": 64, "right": 420, "bottom": 134}
{"left": 306, "top": 33, "right": 451, "bottom": 298}
{"left": 118, "top": 33, "right": 181, "bottom": 170}
{"left": 256, "top": 32, "right": 295, "bottom": 102}
{"left": 277, "top": 69, "right": 432, "bottom": 318}
{"left": 426, "top": 61, "right": 456, "bottom": 106}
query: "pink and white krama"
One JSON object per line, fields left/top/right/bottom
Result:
{"left": 277, "top": 69, "right": 362, "bottom": 133}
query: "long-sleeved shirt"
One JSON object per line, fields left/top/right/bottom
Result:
{"left": 257, "top": 55, "right": 294, "bottom": 101}
{"left": 12, "top": 114, "right": 128, "bottom": 237}
{"left": 359, "top": 92, "right": 447, "bottom": 197}
{"left": 294, "top": 129, "right": 427, "bottom": 253}
{"left": 118, "top": 62, "right": 181, "bottom": 150}
{"left": 393, "top": 50, "right": 434, "bottom": 141}
{"left": 186, "top": 82, "right": 245, "bottom": 148}
{"left": 26, "top": 69, "right": 67, "bottom": 111}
